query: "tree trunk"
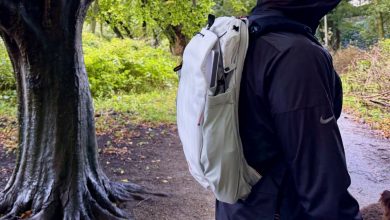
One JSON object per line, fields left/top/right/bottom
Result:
{"left": 332, "top": 27, "right": 341, "bottom": 51}
{"left": 119, "top": 21, "right": 134, "bottom": 39}
{"left": 90, "top": 0, "right": 99, "bottom": 34}
{"left": 100, "top": 22, "right": 104, "bottom": 37}
{"left": 0, "top": 1, "right": 151, "bottom": 219}
{"left": 377, "top": 12, "right": 385, "bottom": 39}
{"left": 104, "top": 19, "right": 124, "bottom": 39}
{"left": 91, "top": 18, "right": 97, "bottom": 34}
{"left": 112, "top": 25, "right": 125, "bottom": 39}
{"left": 165, "top": 25, "right": 187, "bottom": 56}
{"left": 373, "top": 0, "right": 385, "bottom": 39}
{"left": 104, "top": 13, "right": 124, "bottom": 39}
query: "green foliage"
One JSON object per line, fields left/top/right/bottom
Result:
{"left": 213, "top": 0, "right": 256, "bottom": 16}
{"left": 93, "top": 0, "right": 215, "bottom": 40}
{"left": 0, "top": 40, "right": 15, "bottom": 91}
{"left": 144, "top": 0, "right": 215, "bottom": 39}
{"left": 1, "top": 34, "right": 178, "bottom": 97}
{"left": 368, "top": 0, "right": 390, "bottom": 19}
{"left": 96, "top": 0, "right": 142, "bottom": 37}
{"left": 0, "top": 90, "right": 17, "bottom": 120}
{"left": 339, "top": 39, "right": 390, "bottom": 136}
{"left": 94, "top": 89, "right": 177, "bottom": 124}
{"left": 86, "top": 0, "right": 258, "bottom": 56}
{"left": 83, "top": 33, "right": 178, "bottom": 97}
{"left": 379, "top": 38, "right": 390, "bottom": 51}
{"left": 86, "top": 0, "right": 389, "bottom": 51}
{"left": 319, "top": 0, "right": 389, "bottom": 49}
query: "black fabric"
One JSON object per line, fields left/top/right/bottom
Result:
{"left": 253, "top": 0, "right": 341, "bottom": 33}
{"left": 215, "top": 4, "right": 362, "bottom": 220}
{"left": 249, "top": 16, "right": 313, "bottom": 38}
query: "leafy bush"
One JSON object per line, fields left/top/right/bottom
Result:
{"left": 1, "top": 34, "right": 178, "bottom": 98}
{"left": 83, "top": 33, "right": 178, "bottom": 97}
{"left": 0, "top": 40, "right": 15, "bottom": 91}
{"left": 339, "top": 39, "right": 390, "bottom": 137}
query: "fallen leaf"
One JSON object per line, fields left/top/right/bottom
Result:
{"left": 20, "top": 210, "right": 32, "bottom": 219}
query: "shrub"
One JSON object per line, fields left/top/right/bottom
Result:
{"left": 0, "top": 40, "right": 15, "bottom": 91}
{"left": 83, "top": 33, "right": 178, "bottom": 97}
{"left": 339, "top": 39, "right": 390, "bottom": 137}
{"left": 332, "top": 46, "right": 363, "bottom": 74}
{"left": 1, "top": 34, "right": 178, "bottom": 98}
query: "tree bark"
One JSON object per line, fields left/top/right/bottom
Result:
{"left": 0, "top": 0, "right": 151, "bottom": 219}
{"left": 90, "top": 0, "right": 99, "bottom": 33}
{"left": 104, "top": 19, "right": 124, "bottom": 39}
{"left": 373, "top": 0, "right": 385, "bottom": 39}
{"left": 377, "top": 12, "right": 385, "bottom": 39}
{"left": 165, "top": 25, "right": 187, "bottom": 56}
{"left": 332, "top": 27, "right": 341, "bottom": 51}
{"left": 119, "top": 21, "right": 134, "bottom": 39}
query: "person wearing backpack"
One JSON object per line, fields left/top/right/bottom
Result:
{"left": 216, "top": 0, "right": 362, "bottom": 219}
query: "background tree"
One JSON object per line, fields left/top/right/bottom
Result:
{"left": 0, "top": 0, "right": 155, "bottom": 219}
{"left": 369, "top": 0, "right": 389, "bottom": 39}
{"left": 323, "top": 0, "right": 365, "bottom": 50}
{"left": 89, "top": 0, "right": 214, "bottom": 56}
{"left": 321, "top": 0, "right": 389, "bottom": 50}
{"left": 213, "top": 0, "right": 256, "bottom": 16}
{"left": 87, "top": 0, "right": 257, "bottom": 56}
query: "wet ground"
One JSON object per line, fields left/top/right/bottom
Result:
{"left": 340, "top": 114, "right": 390, "bottom": 208}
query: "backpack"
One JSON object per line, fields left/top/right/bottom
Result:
{"left": 176, "top": 14, "right": 260, "bottom": 204}
{"left": 176, "top": 14, "right": 315, "bottom": 204}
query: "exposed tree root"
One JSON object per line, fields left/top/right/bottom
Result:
{"left": 0, "top": 177, "right": 166, "bottom": 220}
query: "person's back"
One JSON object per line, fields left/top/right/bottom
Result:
{"left": 216, "top": 0, "right": 362, "bottom": 219}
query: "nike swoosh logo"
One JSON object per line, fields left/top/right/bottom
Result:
{"left": 320, "top": 115, "right": 335, "bottom": 124}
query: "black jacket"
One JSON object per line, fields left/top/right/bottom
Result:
{"left": 216, "top": 1, "right": 362, "bottom": 220}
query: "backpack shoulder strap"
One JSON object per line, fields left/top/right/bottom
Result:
{"left": 248, "top": 16, "right": 321, "bottom": 46}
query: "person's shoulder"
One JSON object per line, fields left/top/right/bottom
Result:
{"left": 260, "top": 32, "right": 325, "bottom": 56}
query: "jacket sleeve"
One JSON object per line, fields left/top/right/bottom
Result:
{"left": 267, "top": 45, "right": 361, "bottom": 220}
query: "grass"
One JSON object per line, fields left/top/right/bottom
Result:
{"left": 94, "top": 89, "right": 177, "bottom": 124}
{"left": 0, "top": 91, "right": 17, "bottom": 118}
{"left": 0, "top": 89, "right": 177, "bottom": 124}
{"left": 0, "top": 93, "right": 18, "bottom": 153}
{"left": 0, "top": 101, "right": 16, "bottom": 118}
{"left": 342, "top": 94, "right": 390, "bottom": 137}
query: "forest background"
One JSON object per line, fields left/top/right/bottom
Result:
{"left": 0, "top": 0, "right": 389, "bottom": 153}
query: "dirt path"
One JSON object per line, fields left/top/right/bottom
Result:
{"left": 339, "top": 114, "right": 390, "bottom": 208}
{"left": 0, "top": 113, "right": 388, "bottom": 219}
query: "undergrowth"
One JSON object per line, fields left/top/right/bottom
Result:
{"left": 335, "top": 40, "right": 390, "bottom": 138}
{"left": 94, "top": 89, "right": 177, "bottom": 127}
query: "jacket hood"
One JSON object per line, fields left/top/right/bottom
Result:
{"left": 252, "top": 0, "right": 341, "bottom": 32}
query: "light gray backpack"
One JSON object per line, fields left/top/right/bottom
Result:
{"left": 176, "top": 15, "right": 261, "bottom": 204}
